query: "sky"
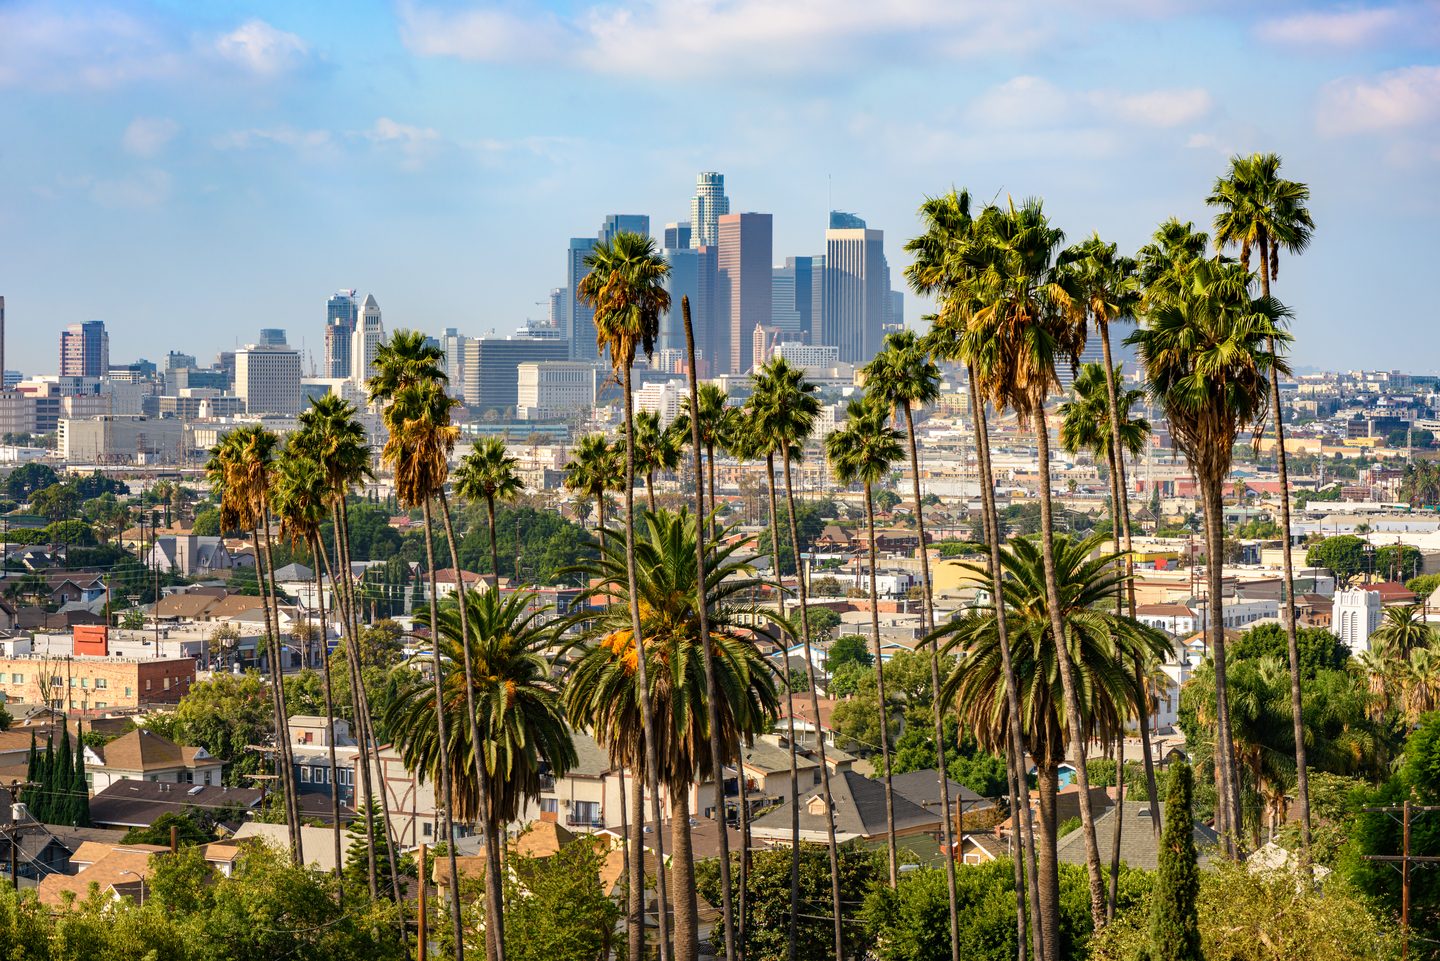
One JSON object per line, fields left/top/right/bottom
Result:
{"left": 0, "top": 0, "right": 1437, "bottom": 376}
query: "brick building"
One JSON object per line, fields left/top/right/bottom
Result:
{"left": 0, "top": 654, "right": 196, "bottom": 711}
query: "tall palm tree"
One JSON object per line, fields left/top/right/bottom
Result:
{"left": 678, "top": 294, "right": 739, "bottom": 961}
{"left": 296, "top": 394, "right": 387, "bottom": 900}
{"left": 939, "top": 533, "right": 1169, "bottom": 957}
{"left": 1128, "top": 256, "right": 1291, "bottom": 856}
{"left": 736, "top": 390, "right": 806, "bottom": 961}
{"left": 386, "top": 588, "right": 577, "bottom": 959}
{"left": 629, "top": 409, "right": 684, "bottom": 512}
{"left": 907, "top": 188, "right": 1040, "bottom": 961}
{"left": 749, "top": 356, "right": 845, "bottom": 961}
{"left": 824, "top": 396, "right": 904, "bottom": 887}
{"left": 1372, "top": 605, "right": 1434, "bottom": 659}
{"left": 270, "top": 445, "right": 345, "bottom": 885}
{"left": 575, "top": 230, "right": 674, "bottom": 961}
{"left": 206, "top": 427, "right": 301, "bottom": 861}
{"left": 455, "top": 438, "right": 524, "bottom": 582}
{"left": 371, "top": 336, "right": 469, "bottom": 957}
{"left": 567, "top": 509, "right": 781, "bottom": 961}
{"left": 1208, "top": 152, "right": 1316, "bottom": 866}
{"left": 963, "top": 198, "right": 1110, "bottom": 925}
{"left": 564, "top": 434, "right": 622, "bottom": 549}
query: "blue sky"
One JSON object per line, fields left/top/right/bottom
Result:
{"left": 1, "top": 0, "right": 1437, "bottom": 375}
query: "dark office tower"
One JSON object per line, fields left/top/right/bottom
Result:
{"left": 325, "top": 289, "right": 359, "bottom": 379}
{"left": 716, "top": 212, "right": 773, "bottom": 375}
{"left": 59, "top": 321, "right": 109, "bottom": 377}
{"left": 690, "top": 172, "right": 730, "bottom": 249}
{"left": 829, "top": 210, "right": 867, "bottom": 230}
{"left": 889, "top": 290, "right": 905, "bottom": 329}
{"left": 567, "top": 237, "right": 598, "bottom": 361}
{"left": 664, "top": 222, "right": 692, "bottom": 250}
{"left": 661, "top": 245, "right": 717, "bottom": 357}
{"left": 258, "top": 328, "right": 288, "bottom": 348}
{"left": 785, "top": 255, "right": 825, "bottom": 339}
{"left": 600, "top": 214, "right": 650, "bottom": 242}
{"left": 822, "top": 224, "right": 886, "bottom": 363}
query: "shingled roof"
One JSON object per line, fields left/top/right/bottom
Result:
{"left": 97, "top": 729, "right": 212, "bottom": 773}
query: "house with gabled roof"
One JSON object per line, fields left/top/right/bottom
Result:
{"left": 749, "top": 769, "right": 942, "bottom": 845}
{"left": 84, "top": 729, "right": 223, "bottom": 793}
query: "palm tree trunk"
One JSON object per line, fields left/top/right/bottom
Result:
{"left": 421, "top": 497, "right": 466, "bottom": 960}
{"left": 620, "top": 361, "right": 673, "bottom": 961}
{"left": 1004, "top": 746, "right": 1028, "bottom": 961}
{"left": 439, "top": 490, "right": 505, "bottom": 961}
{"left": 736, "top": 747, "right": 751, "bottom": 961}
{"left": 1099, "top": 444, "right": 1126, "bottom": 919}
{"left": 311, "top": 537, "right": 344, "bottom": 891}
{"left": 334, "top": 501, "right": 379, "bottom": 898}
{"left": 1206, "top": 477, "right": 1243, "bottom": 857}
{"left": 1107, "top": 729, "right": 1123, "bottom": 920}
{"left": 646, "top": 472, "right": 656, "bottom": 513}
{"left": 255, "top": 514, "right": 302, "bottom": 863}
{"left": 968, "top": 373, "right": 1044, "bottom": 961}
{"left": 679, "top": 295, "right": 736, "bottom": 961}
{"left": 1258, "top": 250, "right": 1312, "bottom": 870}
{"left": 863, "top": 486, "right": 899, "bottom": 888}
{"left": 670, "top": 786, "right": 699, "bottom": 961}
{"left": 902, "top": 400, "right": 960, "bottom": 961}
{"left": 762, "top": 452, "right": 801, "bottom": 961}
{"left": 596, "top": 495, "right": 606, "bottom": 554}
{"left": 707, "top": 442, "right": 718, "bottom": 538}
{"left": 1030, "top": 404, "right": 1107, "bottom": 927}
{"left": 780, "top": 453, "right": 845, "bottom": 961}
{"left": 1034, "top": 757, "right": 1062, "bottom": 959}
{"left": 628, "top": 765, "right": 645, "bottom": 961}
{"left": 1095, "top": 320, "right": 1161, "bottom": 836}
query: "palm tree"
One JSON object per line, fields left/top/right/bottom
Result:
{"left": 939, "top": 533, "right": 1170, "bottom": 957}
{"left": 575, "top": 230, "right": 675, "bottom": 961}
{"left": 270, "top": 445, "right": 345, "bottom": 885}
{"left": 628, "top": 410, "right": 683, "bottom": 512}
{"left": 386, "top": 588, "right": 577, "bottom": 958}
{"left": 963, "top": 198, "right": 1109, "bottom": 925}
{"left": 1128, "top": 256, "right": 1291, "bottom": 856}
{"left": 824, "top": 396, "right": 904, "bottom": 887}
{"left": 1208, "top": 150, "right": 1316, "bottom": 867}
{"left": 1372, "top": 605, "right": 1434, "bottom": 659}
{"left": 370, "top": 336, "right": 469, "bottom": 958}
{"left": 564, "top": 434, "right": 623, "bottom": 549}
{"left": 675, "top": 383, "right": 730, "bottom": 526}
{"left": 206, "top": 427, "right": 301, "bottom": 862}
{"left": 568, "top": 510, "right": 780, "bottom": 961}
{"left": 455, "top": 438, "right": 524, "bottom": 582}
{"left": 907, "top": 188, "right": 1038, "bottom": 961}
{"left": 296, "top": 394, "right": 386, "bottom": 899}
{"left": 749, "top": 356, "right": 845, "bottom": 961}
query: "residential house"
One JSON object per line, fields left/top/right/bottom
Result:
{"left": 1055, "top": 799, "right": 1218, "bottom": 871}
{"left": 750, "top": 769, "right": 942, "bottom": 845}
{"left": 88, "top": 779, "right": 261, "bottom": 830}
{"left": 84, "top": 729, "right": 224, "bottom": 792}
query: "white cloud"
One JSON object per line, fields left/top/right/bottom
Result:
{"left": 0, "top": 5, "right": 181, "bottom": 90}
{"left": 1256, "top": 7, "right": 1404, "bottom": 47}
{"left": 214, "top": 19, "right": 309, "bottom": 77}
{"left": 1317, "top": 65, "right": 1440, "bottom": 136}
{"left": 398, "top": 0, "right": 1048, "bottom": 78}
{"left": 363, "top": 118, "right": 443, "bottom": 170}
{"left": 122, "top": 117, "right": 180, "bottom": 158}
{"left": 1102, "top": 88, "right": 1212, "bottom": 127}
{"left": 61, "top": 169, "right": 173, "bottom": 209}
{"left": 969, "top": 77, "right": 1212, "bottom": 132}
{"left": 212, "top": 126, "right": 334, "bottom": 154}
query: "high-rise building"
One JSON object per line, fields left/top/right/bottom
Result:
{"left": 547, "top": 288, "right": 565, "bottom": 330}
{"left": 661, "top": 245, "right": 717, "bottom": 360}
{"left": 689, "top": 172, "right": 729, "bottom": 249}
{"left": 888, "top": 290, "right": 905, "bottom": 330}
{"left": 517, "top": 361, "right": 597, "bottom": 420}
{"left": 325, "top": 289, "right": 359, "bottom": 379}
{"left": 822, "top": 226, "right": 886, "bottom": 364}
{"left": 716, "top": 212, "right": 773, "bottom": 375}
{"left": 235, "top": 338, "right": 303, "bottom": 414}
{"left": 350, "top": 294, "right": 384, "bottom": 385}
{"left": 258, "top": 328, "right": 288, "bottom": 348}
{"left": 439, "top": 328, "right": 469, "bottom": 399}
{"left": 771, "top": 265, "right": 803, "bottom": 336}
{"left": 59, "top": 321, "right": 109, "bottom": 378}
{"left": 829, "top": 210, "right": 867, "bottom": 230}
{"left": 567, "top": 237, "right": 598, "bottom": 362}
{"left": 600, "top": 214, "right": 650, "bottom": 243}
{"left": 664, "top": 222, "right": 692, "bottom": 250}
{"left": 461, "top": 337, "right": 570, "bottom": 409}
{"left": 785, "top": 255, "right": 825, "bottom": 340}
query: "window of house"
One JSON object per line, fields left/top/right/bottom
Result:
{"left": 299, "top": 767, "right": 311, "bottom": 783}
{"left": 95, "top": 678, "right": 106, "bottom": 689}
{"left": 540, "top": 798, "right": 558, "bottom": 814}
{"left": 423, "top": 822, "right": 433, "bottom": 837}
{"left": 50, "top": 678, "right": 60, "bottom": 687}
{"left": 125, "top": 687, "right": 133, "bottom": 697}
{"left": 163, "top": 677, "right": 171, "bottom": 691}
{"left": 9, "top": 674, "right": 19, "bottom": 684}
{"left": 573, "top": 800, "right": 600, "bottom": 824}
{"left": 183, "top": 771, "right": 193, "bottom": 784}
{"left": 313, "top": 767, "right": 327, "bottom": 784}
{"left": 145, "top": 679, "right": 152, "bottom": 691}
{"left": 94, "top": 702, "right": 106, "bottom": 709}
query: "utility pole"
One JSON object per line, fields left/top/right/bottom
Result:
{"left": 1361, "top": 801, "right": 1440, "bottom": 961}
{"left": 417, "top": 842, "right": 428, "bottom": 960}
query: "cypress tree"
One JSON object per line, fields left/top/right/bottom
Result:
{"left": 38, "top": 738, "right": 54, "bottom": 823}
{"left": 72, "top": 727, "right": 90, "bottom": 827}
{"left": 22, "top": 733, "right": 36, "bottom": 816}
{"left": 55, "top": 729, "right": 73, "bottom": 826}
{"left": 1147, "top": 760, "right": 1202, "bottom": 961}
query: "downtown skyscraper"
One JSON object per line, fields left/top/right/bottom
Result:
{"left": 325, "top": 289, "right": 359, "bottom": 379}
{"left": 689, "top": 172, "right": 729, "bottom": 249}
{"left": 566, "top": 214, "right": 650, "bottom": 362}
{"left": 59, "top": 320, "right": 109, "bottom": 378}
{"left": 716, "top": 212, "right": 772, "bottom": 375}
{"left": 822, "top": 213, "right": 887, "bottom": 364}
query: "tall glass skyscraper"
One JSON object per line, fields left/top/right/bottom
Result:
{"left": 59, "top": 320, "right": 108, "bottom": 378}
{"left": 822, "top": 225, "right": 886, "bottom": 364}
{"left": 689, "top": 172, "right": 729, "bottom": 249}
{"left": 325, "top": 289, "right": 358, "bottom": 379}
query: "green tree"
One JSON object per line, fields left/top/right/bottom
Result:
{"left": 5, "top": 463, "right": 57, "bottom": 500}
{"left": 1147, "top": 760, "right": 1200, "bottom": 961}
{"left": 122, "top": 809, "right": 215, "bottom": 847}
{"left": 454, "top": 437, "right": 524, "bottom": 579}
{"left": 1230, "top": 623, "right": 1350, "bottom": 678}
{"left": 174, "top": 672, "right": 274, "bottom": 781}
{"left": 1305, "top": 534, "right": 1367, "bottom": 586}
{"left": 343, "top": 799, "right": 395, "bottom": 896}
{"left": 827, "top": 634, "right": 873, "bottom": 672}
{"left": 501, "top": 836, "right": 621, "bottom": 961}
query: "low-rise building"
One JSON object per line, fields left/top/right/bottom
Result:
{"left": 83, "top": 729, "right": 223, "bottom": 792}
{"left": 0, "top": 652, "right": 196, "bottom": 711}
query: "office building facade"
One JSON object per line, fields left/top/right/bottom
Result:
{"left": 822, "top": 227, "right": 886, "bottom": 364}
{"left": 59, "top": 321, "right": 109, "bottom": 378}
{"left": 462, "top": 338, "right": 570, "bottom": 410}
{"left": 716, "top": 213, "right": 772, "bottom": 375}
{"left": 689, "top": 172, "right": 729, "bottom": 249}
{"left": 664, "top": 222, "right": 692, "bottom": 250}
{"left": 661, "top": 245, "right": 717, "bottom": 361}
{"left": 325, "top": 290, "right": 359, "bottom": 379}
{"left": 517, "top": 361, "right": 597, "bottom": 419}
{"left": 350, "top": 294, "right": 384, "bottom": 386}
{"left": 235, "top": 340, "right": 303, "bottom": 415}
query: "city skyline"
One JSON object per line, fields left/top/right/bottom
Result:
{"left": 1, "top": 2, "right": 1437, "bottom": 373}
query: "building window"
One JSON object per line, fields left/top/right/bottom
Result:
{"left": 313, "top": 767, "right": 327, "bottom": 784}
{"left": 163, "top": 678, "right": 171, "bottom": 691}
{"left": 9, "top": 674, "right": 19, "bottom": 684}
{"left": 94, "top": 702, "right": 106, "bottom": 709}
{"left": 145, "top": 679, "right": 152, "bottom": 692}
{"left": 423, "top": 822, "right": 433, "bottom": 837}
{"left": 125, "top": 687, "right": 133, "bottom": 697}
{"left": 299, "top": 767, "right": 311, "bottom": 783}
{"left": 572, "top": 800, "right": 601, "bottom": 825}
{"left": 540, "top": 798, "right": 558, "bottom": 814}
{"left": 95, "top": 678, "right": 107, "bottom": 689}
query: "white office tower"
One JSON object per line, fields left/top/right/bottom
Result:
{"left": 235, "top": 339, "right": 303, "bottom": 415}
{"left": 350, "top": 294, "right": 384, "bottom": 386}
{"left": 822, "top": 226, "right": 886, "bottom": 364}
{"left": 1332, "top": 588, "right": 1383, "bottom": 653}
{"left": 689, "top": 171, "right": 729, "bottom": 249}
